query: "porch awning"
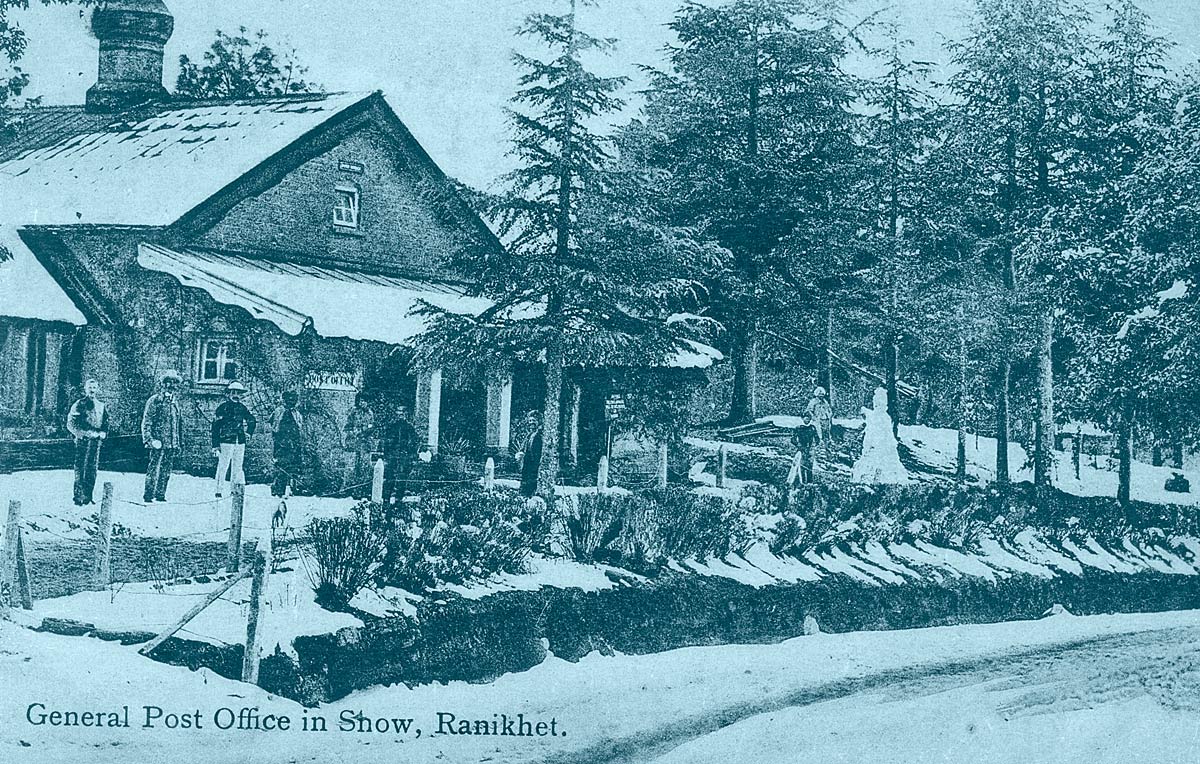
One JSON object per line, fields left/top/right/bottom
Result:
{"left": 138, "top": 244, "right": 491, "bottom": 345}
{"left": 138, "top": 243, "right": 722, "bottom": 368}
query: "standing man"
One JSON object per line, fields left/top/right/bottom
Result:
{"left": 380, "top": 405, "right": 419, "bottom": 508}
{"left": 806, "top": 386, "right": 834, "bottom": 459}
{"left": 788, "top": 413, "right": 820, "bottom": 486}
{"left": 66, "top": 378, "right": 109, "bottom": 506}
{"left": 141, "top": 371, "right": 183, "bottom": 503}
{"left": 342, "top": 393, "right": 376, "bottom": 495}
{"left": 518, "top": 412, "right": 543, "bottom": 498}
{"left": 271, "top": 391, "right": 305, "bottom": 497}
{"left": 212, "top": 381, "right": 256, "bottom": 498}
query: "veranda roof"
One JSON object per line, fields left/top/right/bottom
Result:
{"left": 138, "top": 244, "right": 489, "bottom": 345}
{"left": 139, "top": 243, "right": 723, "bottom": 369}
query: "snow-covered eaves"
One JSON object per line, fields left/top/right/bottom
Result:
{"left": 140, "top": 243, "right": 724, "bottom": 368}
{"left": 138, "top": 244, "right": 490, "bottom": 345}
{"left": 0, "top": 93, "right": 370, "bottom": 227}
{"left": 0, "top": 225, "right": 86, "bottom": 325}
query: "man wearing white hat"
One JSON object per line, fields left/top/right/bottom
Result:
{"left": 212, "top": 381, "right": 257, "bottom": 498}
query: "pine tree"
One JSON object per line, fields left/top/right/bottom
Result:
{"left": 635, "top": 0, "right": 862, "bottom": 424}
{"left": 417, "top": 0, "right": 719, "bottom": 499}
{"left": 945, "top": 0, "right": 1099, "bottom": 493}
{"left": 858, "top": 28, "right": 937, "bottom": 433}
{"left": 1055, "top": 0, "right": 1174, "bottom": 507}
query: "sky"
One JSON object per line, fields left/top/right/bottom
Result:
{"left": 11, "top": 0, "right": 1200, "bottom": 189}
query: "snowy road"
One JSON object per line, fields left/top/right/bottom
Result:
{"left": 6, "top": 611, "right": 1200, "bottom": 764}
{"left": 585, "top": 625, "right": 1200, "bottom": 764}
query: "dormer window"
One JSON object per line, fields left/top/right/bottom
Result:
{"left": 334, "top": 185, "right": 360, "bottom": 229}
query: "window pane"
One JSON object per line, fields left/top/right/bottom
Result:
{"left": 224, "top": 361, "right": 238, "bottom": 380}
{"left": 335, "top": 189, "right": 358, "bottom": 227}
{"left": 204, "top": 360, "right": 218, "bottom": 379}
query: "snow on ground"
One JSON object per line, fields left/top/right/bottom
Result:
{"left": 898, "top": 423, "right": 1200, "bottom": 507}
{"left": 0, "top": 469, "right": 356, "bottom": 546}
{"left": 899, "top": 424, "right": 1032, "bottom": 484}
{"left": 27, "top": 559, "right": 360, "bottom": 659}
{"left": 4, "top": 609, "right": 1199, "bottom": 764}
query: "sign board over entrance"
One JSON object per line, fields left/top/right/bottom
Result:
{"left": 304, "top": 371, "right": 361, "bottom": 392}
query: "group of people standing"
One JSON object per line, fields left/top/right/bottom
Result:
{"left": 788, "top": 386, "right": 835, "bottom": 486}
{"left": 138, "top": 372, "right": 262, "bottom": 502}
{"left": 67, "top": 372, "right": 421, "bottom": 508}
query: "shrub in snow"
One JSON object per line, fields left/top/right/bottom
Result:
{"left": 559, "top": 492, "right": 627, "bottom": 563}
{"left": 375, "top": 488, "right": 533, "bottom": 593}
{"left": 560, "top": 487, "right": 751, "bottom": 569}
{"left": 307, "top": 502, "right": 386, "bottom": 611}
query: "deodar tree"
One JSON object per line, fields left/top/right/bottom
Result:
{"left": 417, "top": 0, "right": 719, "bottom": 499}
{"left": 946, "top": 0, "right": 1098, "bottom": 494}
{"left": 636, "top": 0, "right": 862, "bottom": 425}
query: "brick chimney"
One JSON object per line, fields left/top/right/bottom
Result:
{"left": 85, "top": 0, "right": 174, "bottom": 113}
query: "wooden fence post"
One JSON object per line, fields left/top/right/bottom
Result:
{"left": 241, "top": 534, "right": 273, "bottom": 684}
{"left": 227, "top": 482, "right": 245, "bottom": 573}
{"left": 717, "top": 446, "right": 728, "bottom": 489}
{"left": 597, "top": 455, "right": 609, "bottom": 492}
{"left": 15, "top": 530, "right": 31, "bottom": 610}
{"left": 94, "top": 482, "right": 113, "bottom": 590}
{"left": 483, "top": 457, "right": 496, "bottom": 492}
{"left": 2, "top": 500, "right": 19, "bottom": 614}
{"left": 371, "top": 458, "right": 385, "bottom": 504}
{"left": 656, "top": 440, "right": 669, "bottom": 489}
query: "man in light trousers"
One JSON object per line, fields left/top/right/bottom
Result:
{"left": 211, "top": 381, "right": 257, "bottom": 498}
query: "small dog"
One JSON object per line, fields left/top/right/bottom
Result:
{"left": 272, "top": 500, "right": 288, "bottom": 530}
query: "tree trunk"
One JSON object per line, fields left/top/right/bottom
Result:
{"left": 537, "top": 336, "right": 564, "bottom": 501}
{"left": 819, "top": 308, "right": 834, "bottom": 408}
{"left": 956, "top": 329, "right": 968, "bottom": 481}
{"left": 728, "top": 318, "right": 759, "bottom": 425}
{"left": 1116, "top": 417, "right": 1133, "bottom": 508}
{"left": 1172, "top": 442, "right": 1184, "bottom": 470}
{"left": 995, "top": 360, "right": 1011, "bottom": 488}
{"left": 1033, "top": 312, "right": 1055, "bottom": 494}
{"left": 885, "top": 330, "right": 900, "bottom": 437}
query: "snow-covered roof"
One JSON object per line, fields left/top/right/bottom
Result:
{"left": 0, "top": 225, "right": 85, "bottom": 324}
{"left": 139, "top": 244, "right": 489, "bottom": 345}
{"left": 0, "top": 92, "right": 370, "bottom": 226}
{"left": 0, "top": 93, "right": 374, "bottom": 323}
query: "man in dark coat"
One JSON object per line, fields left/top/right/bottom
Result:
{"left": 789, "top": 414, "right": 820, "bottom": 485}
{"left": 342, "top": 393, "right": 376, "bottom": 496}
{"left": 141, "top": 371, "right": 183, "bottom": 503}
{"left": 67, "top": 378, "right": 110, "bottom": 505}
{"left": 380, "top": 406, "right": 420, "bottom": 507}
{"left": 271, "top": 391, "right": 304, "bottom": 497}
{"left": 519, "top": 414, "right": 543, "bottom": 498}
{"left": 212, "top": 381, "right": 257, "bottom": 498}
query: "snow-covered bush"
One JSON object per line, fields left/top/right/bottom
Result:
{"left": 559, "top": 492, "right": 627, "bottom": 563}
{"left": 307, "top": 502, "right": 386, "bottom": 611}
{"left": 561, "top": 488, "right": 751, "bottom": 569}
{"left": 375, "top": 489, "right": 533, "bottom": 593}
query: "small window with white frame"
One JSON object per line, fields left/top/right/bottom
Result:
{"left": 198, "top": 338, "right": 239, "bottom": 384}
{"left": 334, "top": 185, "right": 360, "bottom": 229}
